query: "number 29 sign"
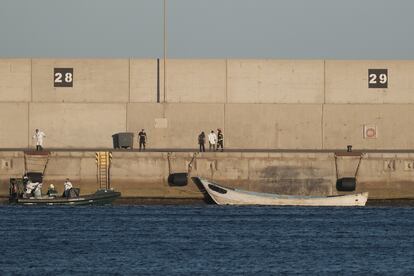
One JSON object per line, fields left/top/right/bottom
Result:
{"left": 54, "top": 68, "right": 73, "bottom": 87}
{"left": 368, "top": 69, "right": 388, "bottom": 88}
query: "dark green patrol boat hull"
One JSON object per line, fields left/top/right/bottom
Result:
{"left": 10, "top": 190, "right": 121, "bottom": 206}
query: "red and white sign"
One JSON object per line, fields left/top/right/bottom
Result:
{"left": 363, "top": 125, "right": 377, "bottom": 139}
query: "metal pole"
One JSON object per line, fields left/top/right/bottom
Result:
{"left": 163, "top": 0, "right": 166, "bottom": 103}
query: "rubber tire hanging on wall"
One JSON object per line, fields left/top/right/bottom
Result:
{"left": 168, "top": 173, "right": 188, "bottom": 186}
{"left": 336, "top": 177, "right": 356, "bottom": 191}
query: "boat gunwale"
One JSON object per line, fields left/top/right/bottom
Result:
{"left": 200, "top": 178, "right": 367, "bottom": 200}
{"left": 12, "top": 190, "right": 121, "bottom": 204}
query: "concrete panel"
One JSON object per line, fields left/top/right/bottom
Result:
{"left": 193, "top": 157, "right": 249, "bottom": 181}
{"left": 323, "top": 104, "right": 414, "bottom": 149}
{"left": 247, "top": 158, "right": 333, "bottom": 195}
{"left": 326, "top": 60, "right": 414, "bottom": 104}
{"left": 29, "top": 103, "right": 126, "bottom": 148}
{"left": 166, "top": 59, "right": 226, "bottom": 103}
{"left": 2, "top": 151, "right": 414, "bottom": 199}
{"left": 32, "top": 59, "right": 129, "bottom": 103}
{"left": 0, "top": 59, "right": 31, "bottom": 102}
{"left": 226, "top": 104, "right": 323, "bottom": 149}
{"left": 0, "top": 103, "right": 29, "bottom": 148}
{"left": 80, "top": 157, "right": 98, "bottom": 182}
{"left": 127, "top": 103, "right": 224, "bottom": 148}
{"left": 165, "top": 103, "right": 225, "bottom": 148}
{"left": 0, "top": 152, "right": 25, "bottom": 184}
{"left": 44, "top": 156, "right": 81, "bottom": 178}
{"left": 127, "top": 103, "right": 164, "bottom": 148}
{"left": 227, "top": 60, "right": 324, "bottom": 103}
{"left": 112, "top": 155, "right": 166, "bottom": 181}
{"left": 130, "top": 59, "right": 160, "bottom": 103}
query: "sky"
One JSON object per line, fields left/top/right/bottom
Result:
{"left": 0, "top": 0, "right": 413, "bottom": 59}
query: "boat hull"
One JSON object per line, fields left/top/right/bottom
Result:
{"left": 197, "top": 178, "right": 368, "bottom": 206}
{"left": 10, "top": 189, "right": 121, "bottom": 206}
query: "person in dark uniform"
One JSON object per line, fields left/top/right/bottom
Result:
{"left": 217, "top": 129, "right": 224, "bottom": 152}
{"left": 198, "top": 131, "right": 206, "bottom": 152}
{"left": 138, "top": 129, "right": 147, "bottom": 151}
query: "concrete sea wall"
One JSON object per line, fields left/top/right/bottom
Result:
{"left": 1, "top": 151, "right": 414, "bottom": 200}
{"left": 1, "top": 59, "right": 414, "bottom": 150}
{"left": 1, "top": 58, "right": 414, "bottom": 200}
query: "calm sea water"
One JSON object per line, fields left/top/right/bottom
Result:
{"left": 0, "top": 205, "right": 413, "bottom": 275}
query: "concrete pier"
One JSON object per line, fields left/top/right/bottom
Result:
{"left": 2, "top": 58, "right": 414, "bottom": 201}
{"left": 2, "top": 59, "right": 414, "bottom": 150}
{"left": 1, "top": 149, "right": 414, "bottom": 200}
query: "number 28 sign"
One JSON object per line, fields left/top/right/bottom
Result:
{"left": 368, "top": 69, "right": 388, "bottom": 88}
{"left": 54, "top": 68, "right": 73, "bottom": 87}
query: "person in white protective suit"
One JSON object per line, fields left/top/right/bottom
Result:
{"left": 208, "top": 130, "right": 217, "bottom": 151}
{"left": 32, "top": 129, "right": 46, "bottom": 151}
{"left": 63, "top": 178, "right": 73, "bottom": 197}
{"left": 24, "top": 180, "right": 42, "bottom": 198}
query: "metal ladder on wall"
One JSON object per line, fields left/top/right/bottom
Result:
{"left": 24, "top": 150, "right": 50, "bottom": 176}
{"left": 96, "top": 152, "right": 112, "bottom": 190}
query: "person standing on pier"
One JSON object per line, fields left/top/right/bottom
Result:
{"left": 217, "top": 129, "right": 224, "bottom": 152}
{"left": 198, "top": 131, "right": 206, "bottom": 152}
{"left": 208, "top": 130, "right": 217, "bottom": 151}
{"left": 138, "top": 129, "right": 147, "bottom": 151}
{"left": 32, "top": 129, "right": 46, "bottom": 151}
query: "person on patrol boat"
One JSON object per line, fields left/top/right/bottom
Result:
{"left": 63, "top": 178, "right": 73, "bottom": 197}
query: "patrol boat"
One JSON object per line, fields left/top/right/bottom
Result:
{"left": 8, "top": 150, "right": 121, "bottom": 205}
{"left": 8, "top": 175, "right": 121, "bottom": 206}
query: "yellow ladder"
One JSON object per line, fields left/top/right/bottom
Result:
{"left": 96, "top": 152, "right": 112, "bottom": 190}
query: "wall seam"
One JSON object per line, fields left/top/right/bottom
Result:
{"left": 321, "top": 104, "right": 324, "bottom": 150}
{"left": 78, "top": 156, "right": 82, "bottom": 183}
{"left": 224, "top": 59, "right": 228, "bottom": 148}
{"left": 163, "top": 0, "right": 167, "bottom": 118}
{"left": 125, "top": 103, "right": 128, "bottom": 132}
{"left": 128, "top": 59, "right": 131, "bottom": 103}
{"left": 18, "top": 101, "right": 130, "bottom": 104}
{"left": 321, "top": 60, "right": 326, "bottom": 150}
{"left": 126, "top": 59, "right": 130, "bottom": 132}
{"left": 30, "top": 59, "right": 33, "bottom": 102}
{"left": 28, "top": 59, "right": 33, "bottom": 148}
{"left": 225, "top": 59, "right": 228, "bottom": 103}
{"left": 323, "top": 60, "right": 326, "bottom": 104}
{"left": 11, "top": 101, "right": 411, "bottom": 106}
{"left": 157, "top": 58, "right": 160, "bottom": 103}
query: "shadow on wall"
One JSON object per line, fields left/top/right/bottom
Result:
{"left": 261, "top": 165, "right": 324, "bottom": 179}
{"left": 260, "top": 166, "right": 329, "bottom": 195}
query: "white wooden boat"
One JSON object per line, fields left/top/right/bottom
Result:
{"left": 196, "top": 177, "right": 368, "bottom": 206}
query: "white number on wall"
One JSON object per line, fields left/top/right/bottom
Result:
{"left": 379, "top": 73, "right": 387, "bottom": 84}
{"left": 65, "top": 72, "right": 73, "bottom": 83}
{"left": 54, "top": 72, "right": 63, "bottom": 83}
{"left": 368, "top": 69, "right": 388, "bottom": 88}
{"left": 54, "top": 68, "right": 73, "bottom": 87}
